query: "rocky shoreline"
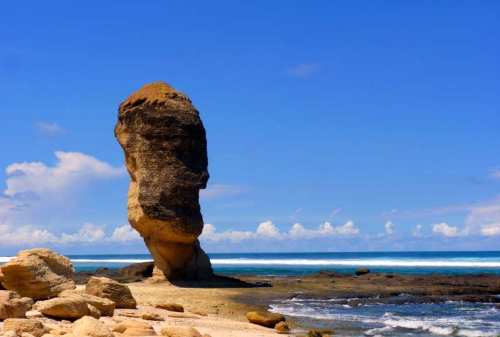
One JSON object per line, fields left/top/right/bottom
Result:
{"left": 2, "top": 250, "right": 499, "bottom": 337}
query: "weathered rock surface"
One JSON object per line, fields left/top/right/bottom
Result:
{"left": 246, "top": 311, "right": 285, "bottom": 328}
{"left": 0, "top": 290, "right": 33, "bottom": 320}
{"left": 274, "top": 321, "right": 290, "bottom": 333}
{"left": 2, "top": 318, "right": 48, "bottom": 337}
{"left": 58, "top": 290, "right": 115, "bottom": 316}
{"left": 160, "top": 326, "right": 202, "bottom": 337}
{"left": 72, "top": 316, "right": 113, "bottom": 337}
{"left": 115, "top": 81, "right": 213, "bottom": 280}
{"left": 113, "top": 320, "right": 156, "bottom": 336}
{"left": 33, "top": 297, "right": 95, "bottom": 320}
{"left": 0, "top": 269, "right": 5, "bottom": 290}
{"left": 154, "top": 303, "right": 184, "bottom": 312}
{"left": 85, "top": 277, "right": 136, "bottom": 309}
{"left": 0, "top": 249, "right": 75, "bottom": 300}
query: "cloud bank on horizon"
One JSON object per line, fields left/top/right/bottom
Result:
{"left": 0, "top": 148, "right": 499, "bottom": 253}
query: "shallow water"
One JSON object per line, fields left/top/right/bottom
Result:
{"left": 270, "top": 297, "right": 500, "bottom": 337}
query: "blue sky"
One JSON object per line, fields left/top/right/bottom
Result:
{"left": 0, "top": 1, "right": 499, "bottom": 254}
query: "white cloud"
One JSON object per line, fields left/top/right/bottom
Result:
{"left": 412, "top": 224, "right": 423, "bottom": 237}
{"left": 384, "top": 221, "right": 395, "bottom": 235}
{"left": 200, "top": 224, "right": 255, "bottom": 243}
{"left": 288, "top": 63, "right": 319, "bottom": 78}
{"left": 0, "top": 222, "right": 142, "bottom": 246}
{"left": 0, "top": 198, "right": 17, "bottom": 218}
{"left": 432, "top": 223, "right": 460, "bottom": 237}
{"left": 59, "top": 223, "right": 106, "bottom": 244}
{"left": 0, "top": 224, "right": 59, "bottom": 245}
{"left": 36, "top": 122, "right": 65, "bottom": 136}
{"left": 110, "top": 225, "right": 142, "bottom": 242}
{"left": 480, "top": 223, "right": 500, "bottom": 237}
{"left": 201, "top": 220, "right": 360, "bottom": 242}
{"left": 334, "top": 221, "right": 360, "bottom": 235}
{"left": 464, "top": 197, "right": 500, "bottom": 236}
{"left": 4, "top": 151, "right": 125, "bottom": 197}
{"left": 256, "top": 220, "right": 282, "bottom": 239}
{"left": 200, "top": 184, "right": 244, "bottom": 199}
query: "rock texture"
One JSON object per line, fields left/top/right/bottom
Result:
{"left": 246, "top": 311, "right": 286, "bottom": 328}
{"left": 85, "top": 277, "right": 136, "bottom": 309}
{"left": 0, "top": 291, "right": 33, "bottom": 320}
{"left": 115, "top": 81, "right": 213, "bottom": 280}
{"left": 72, "top": 316, "right": 113, "bottom": 337}
{"left": 0, "top": 249, "right": 75, "bottom": 300}
{"left": 33, "top": 297, "right": 98, "bottom": 320}
{"left": 160, "top": 326, "right": 202, "bottom": 337}
{"left": 2, "top": 318, "right": 48, "bottom": 337}
{"left": 113, "top": 320, "right": 156, "bottom": 336}
{"left": 58, "top": 290, "right": 115, "bottom": 316}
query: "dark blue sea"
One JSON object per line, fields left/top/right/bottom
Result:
{"left": 2, "top": 251, "right": 499, "bottom": 336}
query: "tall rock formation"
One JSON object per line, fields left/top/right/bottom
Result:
{"left": 115, "top": 82, "right": 213, "bottom": 280}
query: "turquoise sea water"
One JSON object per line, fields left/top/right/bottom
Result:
{"left": 6, "top": 251, "right": 495, "bottom": 275}
{"left": 2, "top": 251, "right": 499, "bottom": 336}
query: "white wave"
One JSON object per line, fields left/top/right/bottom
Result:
{"left": 71, "top": 259, "right": 152, "bottom": 264}
{"left": 384, "top": 318, "right": 455, "bottom": 335}
{"left": 210, "top": 258, "right": 500, "bottom": 268}
{"left": 364, "top": 326, "right": 394, "bottom": 336}
{"left": 457, "top": 329, "right": 499, "bottom": 337}
{"left": 1, "top": 257, "right": 153, "bottom": 264}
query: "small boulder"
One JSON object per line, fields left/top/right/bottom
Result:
{"left": 355, "top": 268, "right": 370, "bottom": 276}
{"left": 3, "top": 318, "right": 48, "bottom": 337}
{"left": 58, "top": 290, "right": 115, "bottom": 316}
{"left": 160, "top": 326, "right": 202, "bottom": 337}
{"left": 85, "top": 277, "right": 136, "bottom": 309}
{"left": 0, "top": 290, "right": 34, "bottom": 320}
{"left": 246, "top": 311, "right": 285, "bottom": 328}
{"left": 34, "top": 297, "right": 93, "bottom": 320}
{"left": 25, "top": 310, "right": 44, "bottom": 319}
{"left": 113, "top": 320, "right": 156, "bottom": 336}
{"left": 141, "top": 312, "right": 164, "bottom": 321}
{"left": 154, "top": 303, "right": 184, "bottom": 312}
{"left": 275, "top": 321, "right": 290, "bottom": 333}
{"left": 0, "top": 249, "right": 75, "bottom": 300}
{"left": 72, "top": 316, "right": 113, "bottom": 337}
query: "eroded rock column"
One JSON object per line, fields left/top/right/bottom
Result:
{"left": 115, "top": 82, "right": 213, "bottom": 280}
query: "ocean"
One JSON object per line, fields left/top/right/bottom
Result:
{"left": 1, "top": 251, "right": 499, "bottom": 337}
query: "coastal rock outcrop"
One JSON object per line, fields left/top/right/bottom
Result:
{"left": 0, "top": 249, "right": 75, "bottom": 300}
{"left": 0, "top": 291, "right": 33, "bottom": 320}
{"left": 115, "top": 81, "right": 213, "bottom": 280}
{"left": 85, "top": 277, "right": 136, "bottom": 309}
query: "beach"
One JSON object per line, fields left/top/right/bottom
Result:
{"left": 65, "top": 252, "right": 500, "bottom": 337}
{"left": 1, "top": 252, "right": 500, "bottom": 336}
